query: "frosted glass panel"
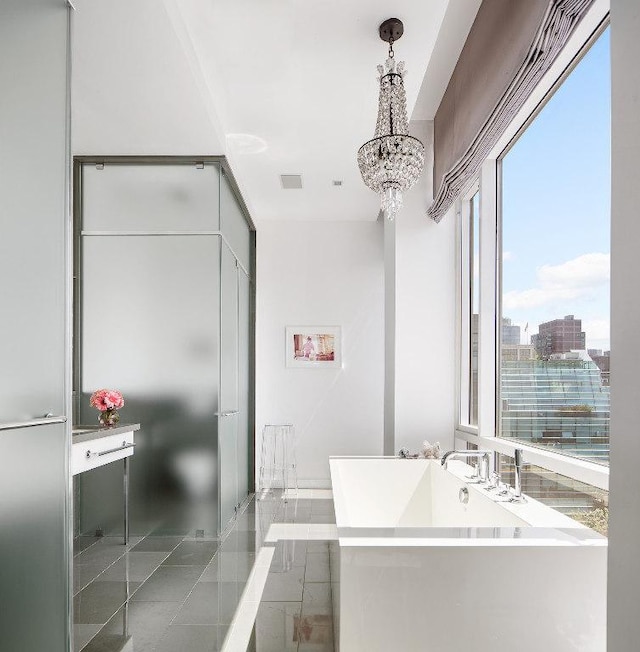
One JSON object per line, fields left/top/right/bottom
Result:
{"left": 1, "top": 423, "right": 68, "bottom": 651}
{"left": 0, "top": 0, "right": 69, "bottom": 420}
{"left": 83, "top": 163, "right": 220, "bottom": 232}
{"left": 80, "top": 235, "right": 220, "bottom": 536}
{"left": 0, "top": 1, "right": 70, "bottom": 650}
{"left": 238, "top": 269, "right": 251, "bottom": 500}
{"left": 219, "top": 244, "right": 239, "bottom": 528}
{"left": 220, "top": 170, "right": 251, "bottom": 270}
{"left": 219, "top": 415, "right": 238, "bottom": 528}
{"left": 78, "top": 161, "right": 254, "bottom": 538}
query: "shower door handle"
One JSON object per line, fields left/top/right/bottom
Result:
{"left": 215, "top": 410, "right": 239, "bottom": 417}
{"left": 0, "top": 415, "right": 67, "bottom": 432}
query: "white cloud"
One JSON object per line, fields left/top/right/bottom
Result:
{"left": 537, "top": 253, "right": 609, "bottom": 289}
{"left": 503, "top": 253, "right": 609, "bottom": 311}
{"left": 583, "top": 318, "right": 610, "bottom": 349}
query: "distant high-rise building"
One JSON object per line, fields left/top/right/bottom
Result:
{"left": 590, "top": 350, "right": 611, "bottom": 386}
{"left": 502, "top": 318, "right": 521, "bottom": 345}
{"left": 502, "top": 344, "right": 536, "bottom": 361}
{"left": 532, "top": 314, "right": 586, "bottom": 358}
{"left": 501, "top": 350, "right": 609, "bottom": 464}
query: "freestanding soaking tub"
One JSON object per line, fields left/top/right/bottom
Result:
{"left": 329, "top": 457, "right": 606, "bottom": 652}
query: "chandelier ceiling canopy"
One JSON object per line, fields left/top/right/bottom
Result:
{"left": 357, "top": 18, "right": 425, "bottom": 221}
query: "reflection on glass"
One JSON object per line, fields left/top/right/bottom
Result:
{"left": 499, "top": 29, "right": 611, "bottom": 465}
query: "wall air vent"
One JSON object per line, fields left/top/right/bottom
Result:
{"left": 280, "top": 174, "right": 303, "bottom": 189}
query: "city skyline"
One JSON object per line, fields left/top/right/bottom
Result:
{"left": 501, "top": 28, "right": 610, "bottom": 351}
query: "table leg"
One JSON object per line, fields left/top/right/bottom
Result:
{"left": 123, "top": 456, "right": 129, "bottom": 545}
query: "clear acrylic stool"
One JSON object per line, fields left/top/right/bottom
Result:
{"left": 258, "top": 424, "right": 298, "bottom": 500}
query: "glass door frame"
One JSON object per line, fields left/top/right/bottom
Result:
{"left": 73, "top": 156, "right": 257, "bottom": 540}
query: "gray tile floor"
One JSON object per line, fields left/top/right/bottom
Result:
{"left": 248, "top": 540, "right": 334, "bottom": 652}
{"left": 73, "top": 495, "right": 336, "bottom": 652}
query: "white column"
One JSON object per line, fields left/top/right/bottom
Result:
{"left": 383, "top": 215, "right": 396, "bottom": 455}
{"left": 608, "top": 0, "right": 640, "bottom": 647}
{"left": 385, "top": 120, "right": 457, "bottom": 455}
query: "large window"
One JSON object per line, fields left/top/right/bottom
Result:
{"left": 455, "top": 19, "right": 610, "bottom": 528}
{"left": 499, "top": 28, "right": 611, "bottom": 466}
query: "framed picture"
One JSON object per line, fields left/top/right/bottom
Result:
{"left": 285, "top": 326, "right": 341, "bottom": 368}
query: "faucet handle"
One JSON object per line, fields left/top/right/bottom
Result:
{"left": 465, "top": 461, "right": 479, "bottom": 478}
{"left": 497, "top": 478, "right": 510, "bottom": 495}
{"left": 485, "top": 471, "right": 500, "bottom": 490}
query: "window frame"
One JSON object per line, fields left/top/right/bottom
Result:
{"left": 457, "top": 180, "right": 479, "bottom": 431}
{"left": 454, "top": 5, "right": 611, "bottom": 492}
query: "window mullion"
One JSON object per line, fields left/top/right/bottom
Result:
{"left": 457, "top": 200, "right": 471, "bottom": 427}
{"left": 478, "top": 158, "right": 498, "bottom": 438}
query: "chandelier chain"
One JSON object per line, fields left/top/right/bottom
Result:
{"left": 388, "top": 38, "right": 394, "bottom": 59}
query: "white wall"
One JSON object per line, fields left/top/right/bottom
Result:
{"left": 393, "top": 121, "right": 457, "bottom": 454}
{"left": 255, "top": 220, "right": 385, "bottom": 488}
{"left": 72, "top": 0, "right": 225, "bottom": 155}
{"left": 608, "top": 0, "right": 640, "bottom": 646}
{"left": 255, "top": 124, "right": 458, "bottom": 486}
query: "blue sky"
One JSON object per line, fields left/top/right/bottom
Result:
{"left": 501, "top": 27, "right": 611, "bottom": 351}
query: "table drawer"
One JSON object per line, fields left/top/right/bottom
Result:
{"left": 72, "top": 430, "right": 135, "bottom": 475}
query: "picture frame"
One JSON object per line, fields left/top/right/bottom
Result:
{"left": 285, "top": 326, "right": 342, "bottom": 368}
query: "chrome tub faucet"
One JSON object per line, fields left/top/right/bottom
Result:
{"left": 441, "top": 450, "right": 491, "bottom": 483}
{"left": 511, "top": 448, "right": 527, "bottom": 503}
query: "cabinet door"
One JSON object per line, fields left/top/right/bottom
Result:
{"left": 1, "top": 423, "right": 69, "bottom": 651}
{"left": 0, "top": 1, "right": 71, "bottom": 650}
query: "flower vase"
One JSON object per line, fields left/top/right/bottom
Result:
{"left": 99, "top": 408, "right": 120, "bottom": 427}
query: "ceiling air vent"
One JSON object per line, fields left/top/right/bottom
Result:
{"left": 280, "top": 174, "right": 303, "bottom": 189}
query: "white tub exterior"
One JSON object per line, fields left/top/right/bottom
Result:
{"left": 330, "top": 457, "right": 607, "bottom": 652}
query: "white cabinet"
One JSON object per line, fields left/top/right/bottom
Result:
{"left": 72, "top": 426, "right": 137, "bottom": 476}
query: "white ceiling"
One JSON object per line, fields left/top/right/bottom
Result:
{"left": 72, "top": 0, "right": 480, "bottom": 223}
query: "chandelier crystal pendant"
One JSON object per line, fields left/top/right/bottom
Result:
{"left": 357, "top": 18, "right": 425, "bottom": 221}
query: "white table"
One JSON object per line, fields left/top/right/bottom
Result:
{"left": 72, "top": 423, "right": 140, "bottom": 544}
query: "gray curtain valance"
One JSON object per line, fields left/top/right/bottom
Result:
{"left": 428, "top": 0, "right": 596, "bottom": 223}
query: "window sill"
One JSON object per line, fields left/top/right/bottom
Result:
{"left": 454, "top": 429, "right": 609, "bottom": 491}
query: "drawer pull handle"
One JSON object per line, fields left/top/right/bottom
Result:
{"left": 86, "top": 442, "right": 136, "bottom": 459}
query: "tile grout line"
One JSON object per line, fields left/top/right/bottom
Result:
{"left": 75, "top": 537, "right": 181, "bottom": 651}
{"left": 297, "top": 549, "right": 309, "bottom": 652}
{"left": 74, "top": 541, "right": 171, "bottom": 596}
{"left": 152, "top": 496, "right": 262, "bottom": 649}
{"left": 76, "top": 493, "right": 336, "bottom": 651}
{"left": 220, "top": 546, "right": 276, "bottom": 652}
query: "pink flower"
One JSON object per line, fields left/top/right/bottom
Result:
{"left": 90, "top": 389, "right": 125, "bottom": 412}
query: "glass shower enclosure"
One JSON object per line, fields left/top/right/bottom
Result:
{"left": 74, "top": 158, "right": 254, "bottom": 538}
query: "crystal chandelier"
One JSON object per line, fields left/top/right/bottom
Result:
{"left": 357, "top": 18, "right": 425, "bottom": 221}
